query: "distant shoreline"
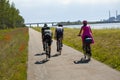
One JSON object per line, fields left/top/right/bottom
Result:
{"left": 57, "top": 21, "right": 120, "bottom": 26}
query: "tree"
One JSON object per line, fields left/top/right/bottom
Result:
{"left": 0, "top": 0, "right": 25, "bottom": 29}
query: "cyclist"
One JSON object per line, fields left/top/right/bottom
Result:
{"left": 78, "top": 20, "right": 94, "bottom": 59}
{"left": 41, "top": 24, "right": 52, "bottom": 53}
{"left": 54, "top": 24, "right": 64, "bottom": 52}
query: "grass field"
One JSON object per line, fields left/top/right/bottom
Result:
{"left": 63, "top": 28, "right": 120, "bottom": 71}
{"left": 33, "top": 27, "right": 120, "bottom": 71}
{"left": 0, "top": 28, "right": 29, "bottom": 80}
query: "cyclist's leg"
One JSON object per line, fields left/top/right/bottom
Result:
{"left": 48, "top": 36, "right": 52, "bottom": 58}
{"left": 85, "top": 43, "right": 91, "bottom": 60}
{"left": 48, "top": 45, "right": 51, "bottom": 58}
{"left": 61, "top": 35, "right": 63, "bottom": 47}
{"left": 82, "top": 42, "right": 86, "bottom": 51}
{"left": 60, "top": 37, "right": 62, "bottom": 49}
{"left": 83, "top": 42, "right": 88, "bottom": 59}
{"left": 43, "top": 37, "right": 45, "bottom": 51}
{"left": 88, "top": 44, "right": 92, "bottom": 57}
{"left": 56, "top": 36, "right": 59, "bottom": 52}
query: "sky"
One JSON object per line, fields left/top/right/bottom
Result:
{"left": 10, "top": 0, "right": 120, "bottom": 23}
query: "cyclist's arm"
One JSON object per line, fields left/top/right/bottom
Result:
{"left": 78, "top": 26, "right": 83, "bottom": 36}
{"left": 54, "top": 28, "right": 57, "bottom": 39}
{"left": 41, "top": 28, "right": 44, "bottom": 38}
{"left": 62, "top": 28, "right": 64, "bottom": 39}
{"left": 90, "top": 27, "right": 92, "bottom": 33}
{"left": 51, "top": 31, "right": 53, "bottom": 39}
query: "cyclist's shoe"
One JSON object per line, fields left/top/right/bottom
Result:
{"left": 43, "top": 46, "right": 45, "bottom": 51}
{"left": 84, "top": 55, "right": 86, "bottom": 59}
{"left": 48, "top": 55, "right": 50, "bottom": 58}
{"left": 43, "top": 48, "right": 45, "bottom": 51}
{"left": 48, "top": 54, "right": 51, "bottom": 58}
{"left": 51, "top": 40, "right": 53, "bottom": 43}
{"left": 48, "top": 56, "right": 51, "bottom": 58}
{"left": 57, "top": 49, "right": 59, "bottom": 52}
{"left": 87, "top": 55, "right": 91, "bottom": 61}
{"left": 61, "top": 44, "right": 63, "bottom": 47}
{"left": 88, "top": 57, "right": 91, "bottom": 61}
{"left": 60, "top": 47, "right": 62, "bottom": 50}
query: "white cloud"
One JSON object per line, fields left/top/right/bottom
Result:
{"left": 9, "top": 0, "right": 120, "bottom": 11}
{"left": 9, "top": 0, "right": 120, "bottom": 22}
{"left": 77, "top": 0, "right": 119, "bottom": 4}
{"left": 10, "top": 0, "right": 120, "bottom": 6}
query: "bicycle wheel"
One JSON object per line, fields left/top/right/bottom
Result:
{"left": 59, "top": 39, "right": 62, "bottom": 54}
{"left": 45, "top": 41, "right": 50, "bottom": 60}
{"left": 57, "top": 40, "right": 59, "bottom": 51}
{"left": 44, "top": 41, "right": 48, "bottom": 60}
{"left": 85, "top": 44, "right": 91, "bottom": 60}
{"left": 58, "top": 39, "right": 62, "bottom": 54}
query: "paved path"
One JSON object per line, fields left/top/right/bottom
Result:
{"left": 27, "top": 28, "right": 120, "bottom": 80}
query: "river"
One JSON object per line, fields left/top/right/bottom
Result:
{"left": 62, "top": 23, "right": 120, "bottom": 29}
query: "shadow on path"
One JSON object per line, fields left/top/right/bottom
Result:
{"left": 35, "top": 59, "right": 49, "bottom": 64}
{"left": 35, "top": 52, "right": 45, "bottom": 56}
{"left": 74, "top": 58, "right": 91, "bottom": 64}
{"left": 51, "top": 53, "right": 61, "bottom": 57}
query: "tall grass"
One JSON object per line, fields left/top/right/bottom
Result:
{"left": 0, "top": 28, "right": 29, "bottom": 80}
{"left": 92, "top": 29, "right": 120, "bottom": 70}
{"left": 32, "top": 27, "right": 41, "bottom": 32}
{"left": 63, "top": 28, "right": 120, "bottom": 71}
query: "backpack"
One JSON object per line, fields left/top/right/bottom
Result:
{"left": 56, "top": 27, "right": 63, "bottom": 36}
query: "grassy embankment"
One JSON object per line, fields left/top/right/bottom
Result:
{"left": 0, "top": 28, "right": 29, "bottom": 80}
{"left": 32, "top": 27, "right": 120, "bottom": 71}
{"left": 63, "top": 28, "right": 120, "bottom": 71}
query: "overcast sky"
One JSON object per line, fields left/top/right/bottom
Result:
{"left": 10, "top": 0, "right": 120, "bottom": 23}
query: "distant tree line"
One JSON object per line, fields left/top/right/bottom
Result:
{"left": 58, "top": 20, "right": 82, "bottom": 26}
{"left": 0, "top": 0, "right": 25, "bottom": 29}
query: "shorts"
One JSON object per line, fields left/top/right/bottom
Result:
{"left": 44, "top": 34, "right": 52, "bottom": 46}
{"left": 56, "top": 34, "right": 63, "bottom": 40}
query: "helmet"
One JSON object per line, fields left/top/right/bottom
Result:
{"left": 44, "top": 23, "right": 47, "bottom": 27}
{"left": 82, "top": 20, "right": 87, "bottom": 25}
{"left": 58, "top": 24, "right": 63, "bottom": 27}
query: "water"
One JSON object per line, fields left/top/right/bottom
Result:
{"left": 28, "top": 22, "right": 120, "bottom": 29}
{"left": 62, "top": 23, "right": 120, "bottom": 29}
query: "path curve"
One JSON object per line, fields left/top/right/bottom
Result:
{"left": 27, "top": 28, "right": 120, "bottom": 80}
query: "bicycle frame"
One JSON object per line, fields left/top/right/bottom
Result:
{"left": 83, "top": 42, "right": 91, "bottom": 60}
{"left": 57, "top": 38, "right": 62, "bottom": 54}
{"left": 44, "top": 39, "right": 50, "bottom": 60}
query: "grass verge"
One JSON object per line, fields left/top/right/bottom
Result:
{"left": 63, "top": 28, "right": 120, "bottom": 71}
{"left": 0, "top": 28, "right": 29, "bottom": 80}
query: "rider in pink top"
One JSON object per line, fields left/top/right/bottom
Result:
{"left": 78, "top": 20, "right": 94, "bottom": 45}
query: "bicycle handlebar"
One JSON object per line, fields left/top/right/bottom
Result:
{"left": 77, "top": 34, "right": 81, "bottom": 36}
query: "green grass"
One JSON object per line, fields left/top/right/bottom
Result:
{"left": 32, "top": 27, "right": 56, "bottom": 37}
{"left": 63, "top": 28, "right": 120, "bottom": 71}
{"left": 0, "top": 28, "right": 29, "bottom": 80}
{"left": 32, "top": 27, "right": 120, "bottom": 71}
{"left": 32, "top": 27, "right": 41, "bottom": 32}
{"left": 92, "top": 29, "right": 120, "bottom": 70}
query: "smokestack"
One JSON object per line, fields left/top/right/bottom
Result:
{"left": 116, "top": 10, "right": 118, "bottom": 18}
{"left": 109, "top": 10, "right": 111, "bottom": 19}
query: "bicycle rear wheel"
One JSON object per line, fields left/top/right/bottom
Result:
{"left": 84, "top": 44, "right": 91, "bottom": 60}
{"left": 57, "top": 39, "right": 62, "bottom": 54}
{"left": 45, "top": 41, "right": 50, "bottom": 60}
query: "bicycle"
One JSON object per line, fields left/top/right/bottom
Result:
{"left": 57, "top": 38, "right": 62, "bottom": 55}
{"left": 44, "top": 39, "right": 51, "bottom": 60}
{"left": 83, "top": 37, "right": 92, "bottom": 60}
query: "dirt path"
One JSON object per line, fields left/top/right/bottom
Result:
{"left": 27, "top": 28, "right": 120, "bottom": 80}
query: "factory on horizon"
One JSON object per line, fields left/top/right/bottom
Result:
{"left": 107, "top": 10, "right": 120, "bottom": 22}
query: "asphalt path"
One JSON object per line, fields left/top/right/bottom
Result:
{"left": 27, "top": 28, "right": 120, "bottom": 80}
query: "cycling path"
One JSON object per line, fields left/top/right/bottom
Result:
{"left": 27, "top": 28, "right": 120, "bottom": 80}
